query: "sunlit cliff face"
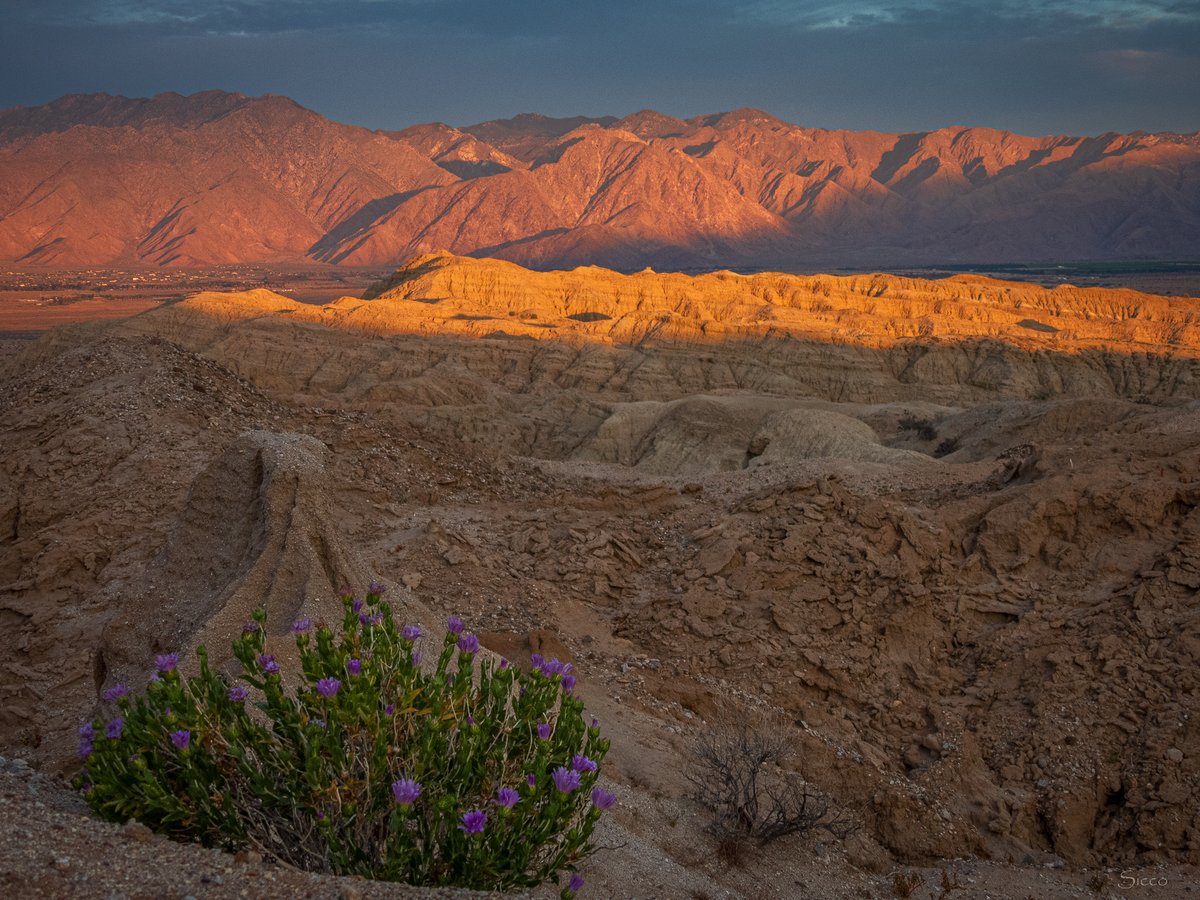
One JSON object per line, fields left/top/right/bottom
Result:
{"left": 139, "top": 252, "right": 1200, "bottom": 359}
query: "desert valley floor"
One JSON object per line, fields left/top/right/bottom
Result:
{"left": 2, "top": 253, "right": 1199, "bottom": 898}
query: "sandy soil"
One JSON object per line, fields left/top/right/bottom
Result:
{"left": 2, "top": 256, "right": 1199, "bottom": 898}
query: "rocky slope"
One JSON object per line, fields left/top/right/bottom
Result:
{"left": 2, "top": 92, "right": 1198, "bottom": 269}
{"left": 1, "top": 257, "right": 1199, "bottom": 895}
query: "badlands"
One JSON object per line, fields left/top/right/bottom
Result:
{"left": 1, "top": 252, "right": 1199, "bottom": 897}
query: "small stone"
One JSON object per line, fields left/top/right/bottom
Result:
{"left": 122, "top": 820, "right": 154, "bottom": 843}
{"left": 1167, "top": 748, "right": 1184, "bottom": 763}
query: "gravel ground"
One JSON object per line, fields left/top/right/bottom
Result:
{"left": 0, "top": 758, "right": 509, "bottom": 900}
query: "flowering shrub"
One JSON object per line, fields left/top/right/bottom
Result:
{"left": 76, "top": 586, "right": 610, "bottom": 896}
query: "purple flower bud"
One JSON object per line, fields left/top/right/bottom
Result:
{"left": 291, "top": 618, "right": 311, "bottom": 634}
{"left": 227, "top": 686, "right": 249, "bottom": 703}
{"left": 258, "top": 654, "right": 279, "bottom": 674}
{"left": 457, "top": 633, "right": 480, "bottom": 654}
{"left": 447, "top": 616, "right": 464, "bottom": 635}
{"left": 499, "top": 658, "right": 509, "bottom": 670}
{"left": 368, "top": 580, "right": 386, "bottom": 595}
{"left": 384, "top": 703, "right": 395, "bottom": 716}
{"left": 242, "top": 622, "right": 259, "bottom": 634}
{"left": 591, "top": 787, "right": 616, "bottom": 810}
{"left": 411, "top": 650, "right": 422, "bottom": 666}
{"left": 106, "top": 717, "right": 124, "bottom": 740}
{"left": 552, "top": 766, "right": 581, "bottom": 794}
{"left": 312, "top": 717, "right": 326, "bottom": 729}
{"left": 155, "top": 653, "right": 178, "bottom": 673}
{"left": 537, "top": 722, "right": 552, "bottom": 740}
{"left": 103, "top": 683, "right": 129, "bottom": 702}
{"left": 562, "top": 674, "right": 577, "bottom": 692}
{"left": 351, "top": 597, "right": 363, "bottom": 614}
{"left": 317, "top": 677, "right": 340, "bottom": 698}
{"left": 569, "top": 873, "right": 585, "bottom": 893}
{"left": 170, "top": 729, "right": 190, "bottom": 750}
{"left": 571, "top": 754, "right": 597, "bottom": 774}
{"left": 347, "top": 658, "right": 362, "bottom": 676}
{"left": 495, "top": 787, "right": 520, "bottom": 808}
{"left": 466, "top": 715, "right": 476, "bottom": 725}
{"left": 402, "top": 625, "right": 422, "bottom": 640}
{"left": 79, "top": 722, "right": 95, "bottom": 741}
{"left": 591, "top": 718, "right": 599, "bottom": 728}
{"left": 368, "top": 612, "right": 383, "bottom": 626}
{"left": 391, "top": 778, "right": 422, "bottom": 806}
{"left": 458, "top": 809, "right": 487, "bottom": 834}
{"left": 78, "top": 739, "right": 93, "bottom": 759}
{"left": 527, "top": 772, "right": 536, "bottom": 787}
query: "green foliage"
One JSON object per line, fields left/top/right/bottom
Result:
{"left": 76, "top": 588, "right": 610, "bottom": 896}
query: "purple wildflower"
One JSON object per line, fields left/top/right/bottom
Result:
{"left": 591, "top": 787, "right": 616, "bottom": 810}
{"left": 384, "top": 703, "right": 395, "bottom": 716}
{"left": 105, "top": 717, "right": 124, "bottom": 740}
{"left": 368, "top": 580, "right": 386, "bottom": 595}
{"left": 571, "top": 754, "right": 598, "bottom": 774}
{"left": 447, "top": 616, "right": 464, "bottom": 635}
{"left": 530, "top": 653, "right": 544, "bottom": 668}
{"left": 102, "top": 683, "right": 129, "bottom": 702}
{"left": 527, "top": 773, "right": 536, "bottom": 788}
{"left": 458, "top": 809, "right": 487, "bottom": 835}
{"left": 495, "top": 786, "right": 520, "bottom": 808}
{"left": 258, "top": 654, "right": 279, "bottom": 674}
{"left": 78, "top": 722, "right": 94, "bottom": 758}
{"left": 391, "top": 778, "right": 422, "bottom": 807}
{"left": 562, "top": 674, "right": 577, "bottom": 692}
{"left": 552, "top": 766, "right": 581, "bottom": 794}
{"left": 312, "top": 718, "right": 326, "bottom": 729}
{"left": 457, "top": 633, "right": 480, "bottom": 654}
{"left": 411, "top": 650, "right": 422, "bottom": 666}
{"left": 155, "top": 653, "right": 178, "bottom": 673}
{"left": 402, "top": 625, "right": 422, "bottom": 640}
{"left": 170, "top": 729, "right": 190, "bottom": 750}
{"left": 242, "top": 622, "right": 259, "bottom": 634}
{"left": 227, "top": 686, "right": 249, "bottom": 703}
{"left": 292, "top": 618, "right": 311, "bottom": 634}
{"left": 591, "top": 718, "right": 599, "bottom": 728}
{"left": 351, "top": 597, "right": 364, "bottom": 613}
{"left": 499, "top": 658, "right": 509, "bottom": 670}
{"left": 316, "top": 677, "right": 340, "bottom": 698}
{"left": 569, "top": 873, "right": 585, "bottom": 893}
{"left": 347, "top": 658, "right": 362, "bottom": 676}
{"left": 537, "top": 722, "right": 552, "bottom": 740}
{"left": 466, "top": 715, "right": 476, "bottom": 725}
{"left": 368, "top": 612, "right": 383, "bottom": 626}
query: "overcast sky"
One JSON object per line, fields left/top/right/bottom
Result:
{"left": 2, "top": 1, "right": 1197, "bottom": 135}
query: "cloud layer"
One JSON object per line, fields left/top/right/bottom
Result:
{"left": 2, "top": 0, "right": 1197, "bottom": 134}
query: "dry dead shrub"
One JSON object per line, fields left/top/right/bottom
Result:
{"left": 686, "top": 708, "right": 856, "bottom": 853}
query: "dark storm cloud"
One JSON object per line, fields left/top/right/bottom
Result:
{"left": 1, "top": 0, "right": 1197, "bottom": 134}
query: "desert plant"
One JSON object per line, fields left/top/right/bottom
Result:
{"left": 897, "top": 414, "right": 937, "bottom": 441}
{"left": 76, "top": 586, "right": 610, "bottom": 897}
{"left": 686, "top": 710, "right": 855, "bottom": 849}
{"left": 933, "top": 436, "right": 960, "bottom": 458}
{"left": 891, "top": 871, "right": 925, "bottom": 899}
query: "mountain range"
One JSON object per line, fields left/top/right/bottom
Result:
{"left": 1, "top": 90, "right": 1198, "bottom": 270}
